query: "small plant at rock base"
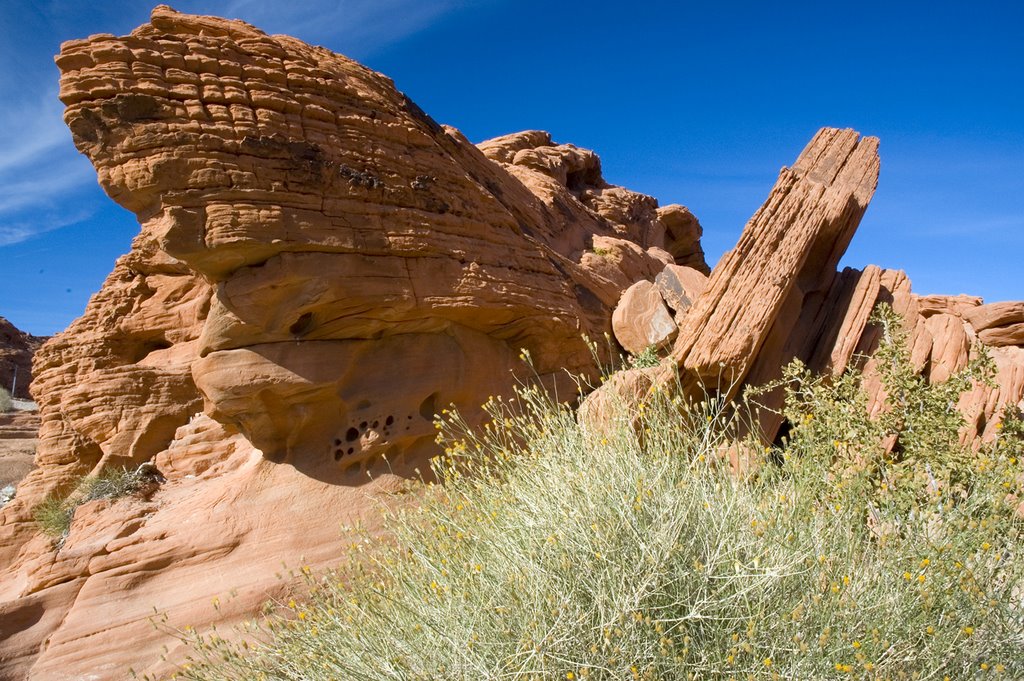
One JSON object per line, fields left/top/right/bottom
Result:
{"left": 0, "top": 386, "right": 11, "bottom": 412}
{"left": 758, "top": 303, "right": 1002, "bottom": 527}
{"left": 628, "top": 345, "right": 662, "bottom": 369}
{"left": 32, "top": 466, "right": 160, "bottom": 546}
{"left": 32, "top": 494, "right": 76, "bottom": 542}
{"left": 77, "top": 465, "right": 159, "bottom": 501}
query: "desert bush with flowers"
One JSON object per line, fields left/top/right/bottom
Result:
{"left": 172, "top": 307, "right": 1024, "bottom": 680}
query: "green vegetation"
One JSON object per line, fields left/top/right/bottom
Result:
{"left": 32, "top": 493, "right": 77, "bottom": 542}
{"left": 174, "top": 307, "right": 1024, "bottom": 680}
{"left": 627, "top": 345, "right": 663, "bottom": 369}
{"left": 0, "top": 386, "right": 11, "bottom": 412}
{"left": 34, "top": 466, "right": 156, "bottom": 545}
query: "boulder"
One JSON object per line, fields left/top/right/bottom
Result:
{"left": 655, "top": 264, "right": 708, "bottom": 316}
{"left": 612, "top": 280, "right": 677, "bottom": 355}
{"left": 657, "top": 204, "right": 709, "bottom": 274}
{"left": 963, "top": 302, "right": 1024, "bottom": 347}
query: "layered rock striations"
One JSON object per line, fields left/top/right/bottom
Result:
{"left": 0, "top": 7, "right": 1020, "bottom": 680}
{"left": 668, "top": 128, "right": 881, "bottom": 396}
{"left": 0, "top": 6, "right": 703, "bottom": 679}
{"left": 0, "top": 318, "right": 44, "bottom": 506}
{"left": 51, "top": 7, "right": 704, "bottom": 472}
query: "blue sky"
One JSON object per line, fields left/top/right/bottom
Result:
{"left": 0, "top": 0, "right": 1021, "bottom": 336}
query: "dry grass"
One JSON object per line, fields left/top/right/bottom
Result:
{"left": 172, "top": 313, "right": 1024, "bottom": 680}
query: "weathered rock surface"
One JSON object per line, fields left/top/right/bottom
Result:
{"left": 963, "top": 302, "right": 1024, "bottom": 347}
{"left": 0, "top": 7, "right": 699, "bottom": 679}
{"left": 656, "top": 205, "right": 709, "bottom": 274}
{"left": 669, "top": 128, "right": 881, "bottom": 394}
{"left": 0, "top": 411, "right": 39, "bottom": 491}
{"left": 612, "top": 280, "right": 677, "bottom": 355}
{"left": 622, "top": 128, "right": 1024, "bottom": 449}
{"left": 0, "top": 317, "right": 45, "bottom": 400}
{"left": 655, "top": 264, "right": 708, "bottom": 317}
{"left": 0, "top": 8, "right": 1019, "bottom": 679}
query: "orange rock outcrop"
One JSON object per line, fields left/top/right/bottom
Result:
{"left": 641, "top": 129, "right": 1024, "bottom": 446}
{"left": 0, "top": 7, "right": 703, "bottom": 678}
{"left": 0, "top": 7, "right": 1020, "bottom": 681}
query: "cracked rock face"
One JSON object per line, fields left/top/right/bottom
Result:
{"left": 0, "top": 7, "right": 703, "bottom": 678}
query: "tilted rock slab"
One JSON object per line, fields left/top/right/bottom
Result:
{"left": 649, "top": 127, "right": 1024, "bottom": 446}
{"left": 0, "top": 7, "right": 704, "bottom": 679}
{"left": 669, "top": 128, "right": 880, "bottom": 393}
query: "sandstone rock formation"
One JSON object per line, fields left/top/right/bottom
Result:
{"left": 0, "top": 7, "right": 1020, "bottom": 680}
{"left": 611, "top": 280, "right": 677, "bottom": 355}
{"left": 668, "top": 128, "right": 881, "bottom": 395}
{"left": 0, "top": 317, "right": 45, "bottom": 400}
{"left": 633, "top": 129, "right": 1024, "bottom": 447}
{"left": 0, "top": 7, "right": 704, "bottom": 679}
{"left": 607, "top": 264, "right": 710, "bottom": 357}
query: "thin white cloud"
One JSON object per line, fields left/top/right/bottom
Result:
{"left": 0, "top": 0, "right": 486, "bottom": 246}
{"left": 0, "top": 85, "right": 98, "bottom": 244}
{"left": 0, "top": 210, "right": 91, "bottom": 247}
{"left": 218, "top": 0, "right": 477, "bottom": 57}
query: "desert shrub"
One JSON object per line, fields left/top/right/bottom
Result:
{"left": 0, "top": 386, "right": 11, "bottom": 412}
{"left": 33, "top": 466, "right": 156, "bottom": 545}
{"left": 32, "top": 493, "right": 75, "bottom": 540}
{"left": 173, "top": 315, "right": 1024, "bottom": 680}
{"left": 628, "top": 345, "right": 663, "bottom": 369}
{"left": 763, "top": 305, "right": 1006, "bottom": 529}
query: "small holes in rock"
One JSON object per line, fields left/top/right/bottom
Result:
{"left": 385, "top": 415, "right": 394, "bottom": 426}
{"left": 289, "top": 312, "right": 314, "bottom": 337}
{"left": 419, "top": 392, "right": 439, "bottom": 420}
{"left": 334, "top": 450, "right": 343, "bottom": 461}
{"left": 372, "top": 420, "right": 379, "bottom": 429}
{"left": 345, "top": 427, "right": 359, "bottom": 442}
{"left": 359, "top": 421, "right": 368, "bottom": 430}
{"left": 333, "top": 438, "right": 342, "bottom": 446}
{"left": 347, "top": 447, "right": 354, "bottom": 455}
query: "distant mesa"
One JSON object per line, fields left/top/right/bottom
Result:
{"left": 0, "top": 6, "right": 1019, "bottom": 680}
